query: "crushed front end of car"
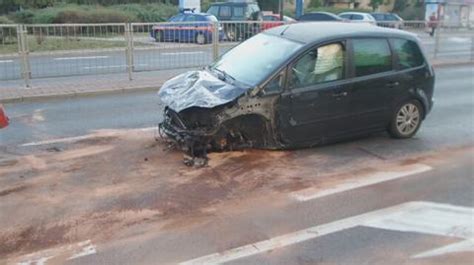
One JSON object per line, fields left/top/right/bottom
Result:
{"left": 157, "top": 70, "right": 278, "bottom": 166}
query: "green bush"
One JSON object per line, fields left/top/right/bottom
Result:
{"left": 114, "top": 3, "right": 177, "bottom": 22}
{"left": 11, "top": 10, "right": 36, "bottom": 24}
{"left": 308, "top": 0, "right": 322, "bottom": 8}
{"left": 0, "top": 16, "right": 17, "bottom": 44}
{"left": 398, "top": 7, "right": 424, "bottom": 20}
{"left": 7, "top": 3, "right": 177, "bottom": 24}
{"left": 0, "top": 16, "right": 14, "bottom": 24}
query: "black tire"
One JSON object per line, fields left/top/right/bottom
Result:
{"left": 225, "top": 26, "right": 238, "bottom": 41}
{"left": 195, "top": 32, "right": 207, "bottom": 45}
{"left": 388, "top": 100, "right": 424, "bottom": 139}
{"left": 154, "top": 31, "right": 163, "bottom": 42}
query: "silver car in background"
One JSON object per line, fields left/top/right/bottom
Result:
{"left": 338, "top": 12, "right": 376, "bottom": 25}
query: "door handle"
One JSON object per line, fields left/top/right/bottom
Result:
{"left": 386, "top": 81, "right": 400, "bottom": 87}
{"left": 332, "top": 91, "right": 348, "bottom": 97}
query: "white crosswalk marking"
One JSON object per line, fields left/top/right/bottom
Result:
{"left": 180, "top": 201, "right": 474, "bottom": 265}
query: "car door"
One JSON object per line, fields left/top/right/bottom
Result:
{"left": 183, "top": 15, "right": 197, "bottom": 43}
{"left": 165, "top": 14, "right": 184, "bottom": 41}
{"left": 277, "top": 41, "right": 353, "bottom": 145}
{"left": 348, "top": 37, "right": 396, "bottom": 132}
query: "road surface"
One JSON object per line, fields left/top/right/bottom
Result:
{"left": 0, "top": 64, "right": 473, "bottom": 265}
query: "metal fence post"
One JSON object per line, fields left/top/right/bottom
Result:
{"left": 471, "top": 35, "right": 474, "bottom": 62}
{"left": 433, "top": 22, "right": 441, "bottom": 59}
{"left": 124, "top": 23, "right": 134, "bottom": 81}
{"left": 212, "top": 22, "right": 219, "bottom": 61}
{"left": 17, "top": 24, "right": 31, "bottom": 88}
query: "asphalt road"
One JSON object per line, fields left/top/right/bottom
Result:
{"left": 0, "top": 31, "right": 472, "bottom": 80}
{"left": 0, "top": 64, "right": 473, "bottom": 265}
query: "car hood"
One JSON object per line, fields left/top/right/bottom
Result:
{"left": 158, "top": 70, "right": 249, "bottom": 112}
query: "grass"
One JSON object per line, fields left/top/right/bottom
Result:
{"left": 0, "top": 36, "right": 129, "bottom": 54}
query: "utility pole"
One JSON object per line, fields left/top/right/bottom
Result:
{"left": 279, "top": 0, "right": 284, "bottom": 20}
{"left": 296, "top": 0, "right": 304, "bottom": 19}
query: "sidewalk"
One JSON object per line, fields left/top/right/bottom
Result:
{"left": 0, "top": 68, "right": 190, "bottom": 103}
{"left": 0, "top": 60, "right": 472, "bottom": 103}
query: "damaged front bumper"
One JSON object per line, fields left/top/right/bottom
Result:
{"left": 158, "top": 107, "right": 217, "bottom": 156}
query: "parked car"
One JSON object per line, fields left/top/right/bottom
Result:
{"left": 262, "top": 14, "right": 295, "bottom": 30}
{"left": 206, "top": 1, "right": 262, "bottom": 41}
{"left": 158, "top": 23, "right": 434, "bottom": 162}
{"left": 371, "top": 12, "right": 404, "bottom": 29}
{"left": 338, "top": 12, "right": 376, "bottom": 25}
{"left": 0, "top": 104, "right": 9, "bottom": 129}
{"left": 298, "top": 12, "right": 343, "bottom": 22}
{"left": 151, "top": 11, "right": 223, "bottom": 44}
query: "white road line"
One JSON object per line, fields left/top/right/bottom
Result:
{"left": 67, "top": 241, "right": 97, "bottom": 260}
{"left": 161, "top": 51, "right": 204, "bottom": 56}
{"left": 15, "top": 240, "right": 96, "bottom": 265}
{"left": 20, "top": 126, "right": 156, "bottom": 147}
{"left": 412, "top": 239, "right": 474, "bottom": 259}
{"left": 54, "top": 56, "right": 109, "bottom": 61}
{"left": 290, "top": 163, "right": 432, "bottom": 202}
{"left": 0, "top": 59, "right": 13, "bottom": 63}
{"left": 180, "top": 202, "right": 473, "bottom": 265}
{"left": 82, "top": 64, "right": 148, "bottom": 70}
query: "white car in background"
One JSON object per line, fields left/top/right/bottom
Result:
{"left": 338, "top": 12, "right": 376, "bottom": 25}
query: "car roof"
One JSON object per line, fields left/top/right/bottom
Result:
{"left": 179, "top": 12, "right": 213, "bottom": 16}
{"left": 210, "top": 1, "right": 257, "bottom": 6}
{"left": 339, "top": 12, "right": 369, "bottom": 15}
{"left": 265, "top": 22, "right": 417, "bottom": 44}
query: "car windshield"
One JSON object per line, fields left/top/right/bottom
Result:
{"left": 210, "top": 33, "right": 303, "bottom": 86}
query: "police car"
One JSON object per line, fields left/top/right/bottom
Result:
{"left": 151, "top": 9, "right": 224, "bottom": 44}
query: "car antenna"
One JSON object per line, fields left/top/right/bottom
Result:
{"left": 280, "top": 25, "right": 290, "bottom": 36}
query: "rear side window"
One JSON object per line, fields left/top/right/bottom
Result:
{"left": 392, "top": 39, "right": 424, "bottom": 69}
{"left": 219, "top": 6, "right": 231, "bottom": 17}
{"left": 339, "top": 14, "right": 351, "bottom": 19}
{"left": 352, "top": 38, "right": 392, "bottom": 77}
{"left": 234, "top": 7, "right": 244, "bottom": 17}
{"left": 352, "top": 14, "right": 363, "bottom": 20}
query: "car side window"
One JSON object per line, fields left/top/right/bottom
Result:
{"left": 352, "top": 14, "right": 363, "bottom": 20}
{"left": 352, "top": 38, "right": 392, "bottom": 77}
{"left": 169, "top": 15, "right": 184, "bottom": 22}
{"left": 392, "top": 39, "right": 424, "bottom": 69}
{"left": 234, "top": 7, "right": 244, "bottom": 17}
{"left": 219, "top": 6, "right": 231, "bottom": 18}
{"left": 290, "top": 42, "right": 345, "bottom": 89}
{"left": 184, "top": 15, "right": 197, "bottom": 22}
{"left": 263, "top": 71, "right": 284, "bottom": 94}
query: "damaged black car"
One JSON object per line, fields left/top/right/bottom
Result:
{"left": 158, "top": 22, "right": 434, "bottom": 164}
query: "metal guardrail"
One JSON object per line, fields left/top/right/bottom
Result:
{"left": 0, "top": 21, "right": 473, "bottom": 86}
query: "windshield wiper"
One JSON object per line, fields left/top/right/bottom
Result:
{"left": 211, "top": 67, "right": 235, "bottom": 83}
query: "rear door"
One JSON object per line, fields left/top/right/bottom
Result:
{"left": 347, "top": 38, "right": 396, "bottom": 132}
{"left": 277, "top": 41, "right": 353, "bottom": 145}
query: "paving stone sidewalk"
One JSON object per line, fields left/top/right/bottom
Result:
{"left": 0, "top": 68, "right": 189, "bottom": 103}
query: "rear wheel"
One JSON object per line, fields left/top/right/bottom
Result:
{"left": 154, "top": 31, "right": 163, "bottom": 42}
{"left": 388, "top": 100, "right": 424, "bottom": 138}
{"left": 195, "top": 33, "right": 207, "bottom": 45}
{"left": 225, "top": 26, "right": 237, "bottom": 41}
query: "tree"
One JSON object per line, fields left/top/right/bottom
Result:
{"left": 393, "top": 0, "right": 408, "bottom": 12}
{"left": 369, "top": 0, "right": 384, "bottom": 11}
{"left": 309, "top": 0, "right": 322, "bottom": 8}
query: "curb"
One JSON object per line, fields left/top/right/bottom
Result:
{"left": 0, "top": 85, "right": 160, "bottom": 104}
